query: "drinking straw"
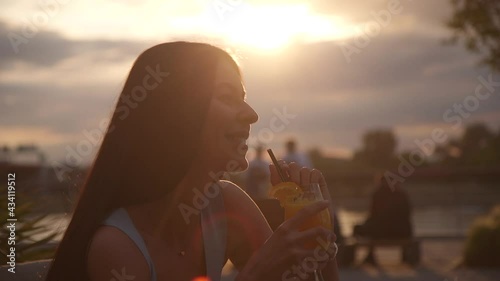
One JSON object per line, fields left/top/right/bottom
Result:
{"left": 267, "top": 149, "right": 287, "bottom": 182}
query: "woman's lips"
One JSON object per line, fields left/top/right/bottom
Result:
{"left": 225, "top": 133, "right": 249, "bottom": 151}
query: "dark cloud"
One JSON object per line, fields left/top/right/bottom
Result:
{"left": 0, "top": 20, "right": 149, "bottom": 69}
{"left": 309, "top": 0, "right": 452, "bottom": 25}
{"left": 1, "top": 82, "right": 117, "bottom": 135}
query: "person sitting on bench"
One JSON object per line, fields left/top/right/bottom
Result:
{"left": 353, "top": 176, "right": 413, "bottom": 264}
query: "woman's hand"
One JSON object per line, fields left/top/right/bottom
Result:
{"left": 236, "top": 162, "right": 337, "bottom": 281}
{"left": 237, "top": 201, "right": 335, "bottom": 281}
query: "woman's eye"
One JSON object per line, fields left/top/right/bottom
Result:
{"left": 219, "top": 94, "right": 241, "bottom": 104}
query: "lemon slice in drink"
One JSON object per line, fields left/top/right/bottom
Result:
{"left": 269, "top": 182, "right": 303, "bottom": 207}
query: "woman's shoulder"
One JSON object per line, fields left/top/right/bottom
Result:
{"left": 218, "top": 180, "right": 272, "bottom": 232}
{"left": 87, "top": 226, "right": 151, "bottom": 281}
{"left": 217, "top": 180, "right": 272, "bottom": 269}
{"left": 218, "top": 180, "right": 247, "bottom": 199}
{"left": 218, "top": 180, "right": 256, "bottom": 210}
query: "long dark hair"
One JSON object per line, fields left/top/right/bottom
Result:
{"left": 46, "top": 42, "right": 240, "bottom": 281}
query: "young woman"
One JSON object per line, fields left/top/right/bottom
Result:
{"left": 45, "top": 42, "right": 339, "bottom": 281}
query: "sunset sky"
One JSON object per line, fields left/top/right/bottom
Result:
{"left": 1, "top": 0, "right": 499, "bottom": 165}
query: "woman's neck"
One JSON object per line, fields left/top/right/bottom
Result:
{"left": 127, "top": 163, "right": 222, "bottom": 241}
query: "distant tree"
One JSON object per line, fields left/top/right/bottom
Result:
{"left": 11, "top": 144, "right": 47, "bottom": 165}
{"left": 460, "top": 123, "right": 495, "bottom": 164}
{"left": 483, "top": 130, "right": 500, "bottom": 165}
{"left": 0, "top": 145, "right": 12, "bottom": 163}
{"left": 353, "top": 129, "right": 397, "bottom": 169}
{"left": 434, "top": 138, "right": 462, "bottom": 166}
{"left": 492, "top": 129, "right": 500, "bottom": 155}
{"left": 434, "top": 123, "right": 499, "bottom": 166}
{"left": 399, "top": 150, "right": 430, "bottom": 167}
{"left": 446, "top": 0, "right": 500, "bottom": 72}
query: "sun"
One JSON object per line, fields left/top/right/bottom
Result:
{"left": 212, "top": 4, "right": 356, "bottom": 51}
{"left": 221, "top": 5, "right": 303, "bottom": 50}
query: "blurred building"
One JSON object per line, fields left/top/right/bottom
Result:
{"left": 0, "top": 144, "right": 88, "bottom": 213}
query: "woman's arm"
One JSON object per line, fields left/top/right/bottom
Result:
{"left": 87, "top": 226, "right": 151, "bottom": 281}
{"left": 220, "top": 180, "right": 273, "bottom": 271}
{"left": 221, "top": 178, "right": 336, "bottom": 281}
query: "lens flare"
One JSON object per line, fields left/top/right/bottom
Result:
{"left": 192, "top": 277, "right": 210, "bottom": 281}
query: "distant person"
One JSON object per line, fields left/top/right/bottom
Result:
{"left": 353, "top": 175, "right": 413, "bottom": 264}
{"left": 283, "top": 139, "right": 313, "bottom": 168}
{"left": 245, "top": 145, "right": 270, "bottom": 200}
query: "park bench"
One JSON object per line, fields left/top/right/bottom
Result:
{"left": 341, "top": 237, "right": 421, "bottom": 266}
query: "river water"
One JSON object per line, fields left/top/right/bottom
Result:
{"left": 35, "top": 204, "right": 491, "bottom": 242}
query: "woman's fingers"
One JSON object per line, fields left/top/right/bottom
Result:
{"left": 283, "top": 226, "right": 337, "bottom": 268}
{"left": 277, "top": 162, "right": 313, "bottom": 188}
{"left": 288, "top": 226, "right": 333, "bottom": 244}
{"left": 290, "top": 247, "right": 335, "bottom": 267}
{"left": 270, "top": 161, "right": 325, "bottom": 188}
{"left": 269, "top": 160, "right": 290, "bottom": 185}
{"left": 288, "top": 162, "right": 301, "bottom": 184}
{"left": 299, "top": 167, "right": 310, "bottom": 187}
{"left": 310, "top": 169, "right": 322, "bottom": 184}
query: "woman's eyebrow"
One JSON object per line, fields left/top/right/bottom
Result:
{"left": 216, "top": 82, "right": 247, "bottom": 99}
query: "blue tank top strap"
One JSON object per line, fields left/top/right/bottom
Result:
{"left": 99, "top": 184, "right": 227, "bottom": 281}
{"left": 101, "top": 208, "right": 158, "bottom": 281}
{"left": 201, "top": 186, "right": 227, "bottom": 281}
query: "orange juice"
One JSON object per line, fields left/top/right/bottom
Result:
{"left": 284, "top": 199, "right": 332, "bottom": 249}
{"left": 269, "top": 181, "right": 333, "bottom": 249}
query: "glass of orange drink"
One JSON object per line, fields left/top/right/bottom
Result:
{"left": 270, "top": 181, "right": 332, "bottom": 281}
{"left": 284, "top": 183, "right": 332, "bottom": 248}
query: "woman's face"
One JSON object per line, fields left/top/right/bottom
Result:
{"left": 198, "top": 58, "right": 258, "bottom": 172}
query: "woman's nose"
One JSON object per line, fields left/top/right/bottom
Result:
{"left": 239, "top": 102, "right": 259, "bottom": 124}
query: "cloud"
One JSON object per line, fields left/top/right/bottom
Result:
{"left": 0, "top": 82, "right": 117, "bottom": 135}
{"left": 1, "top": 1, "right": 499, "bottom": 162}
{"left": 0, "top": 20, "right": 149, "bottom": 70}
{"left": 309, "top": 0, "right": 452, "bottom": 25}
{"left": 0, "top": 125, "right": 76, "bottom": 146}
{"left": 242, "top": 29, "right": 500, "bottom": 154}
{"left": 243, "top": 31, "right": 481, "bottom": 95}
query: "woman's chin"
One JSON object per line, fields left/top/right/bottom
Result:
{"left": 229, "top": 157, "right": 249, "bottom": 172}
{"left": 209, "top": 154, "right": 248, "bottom": 174}
{"left": 233, "top": 157, "right": 249, "bottom": 172}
